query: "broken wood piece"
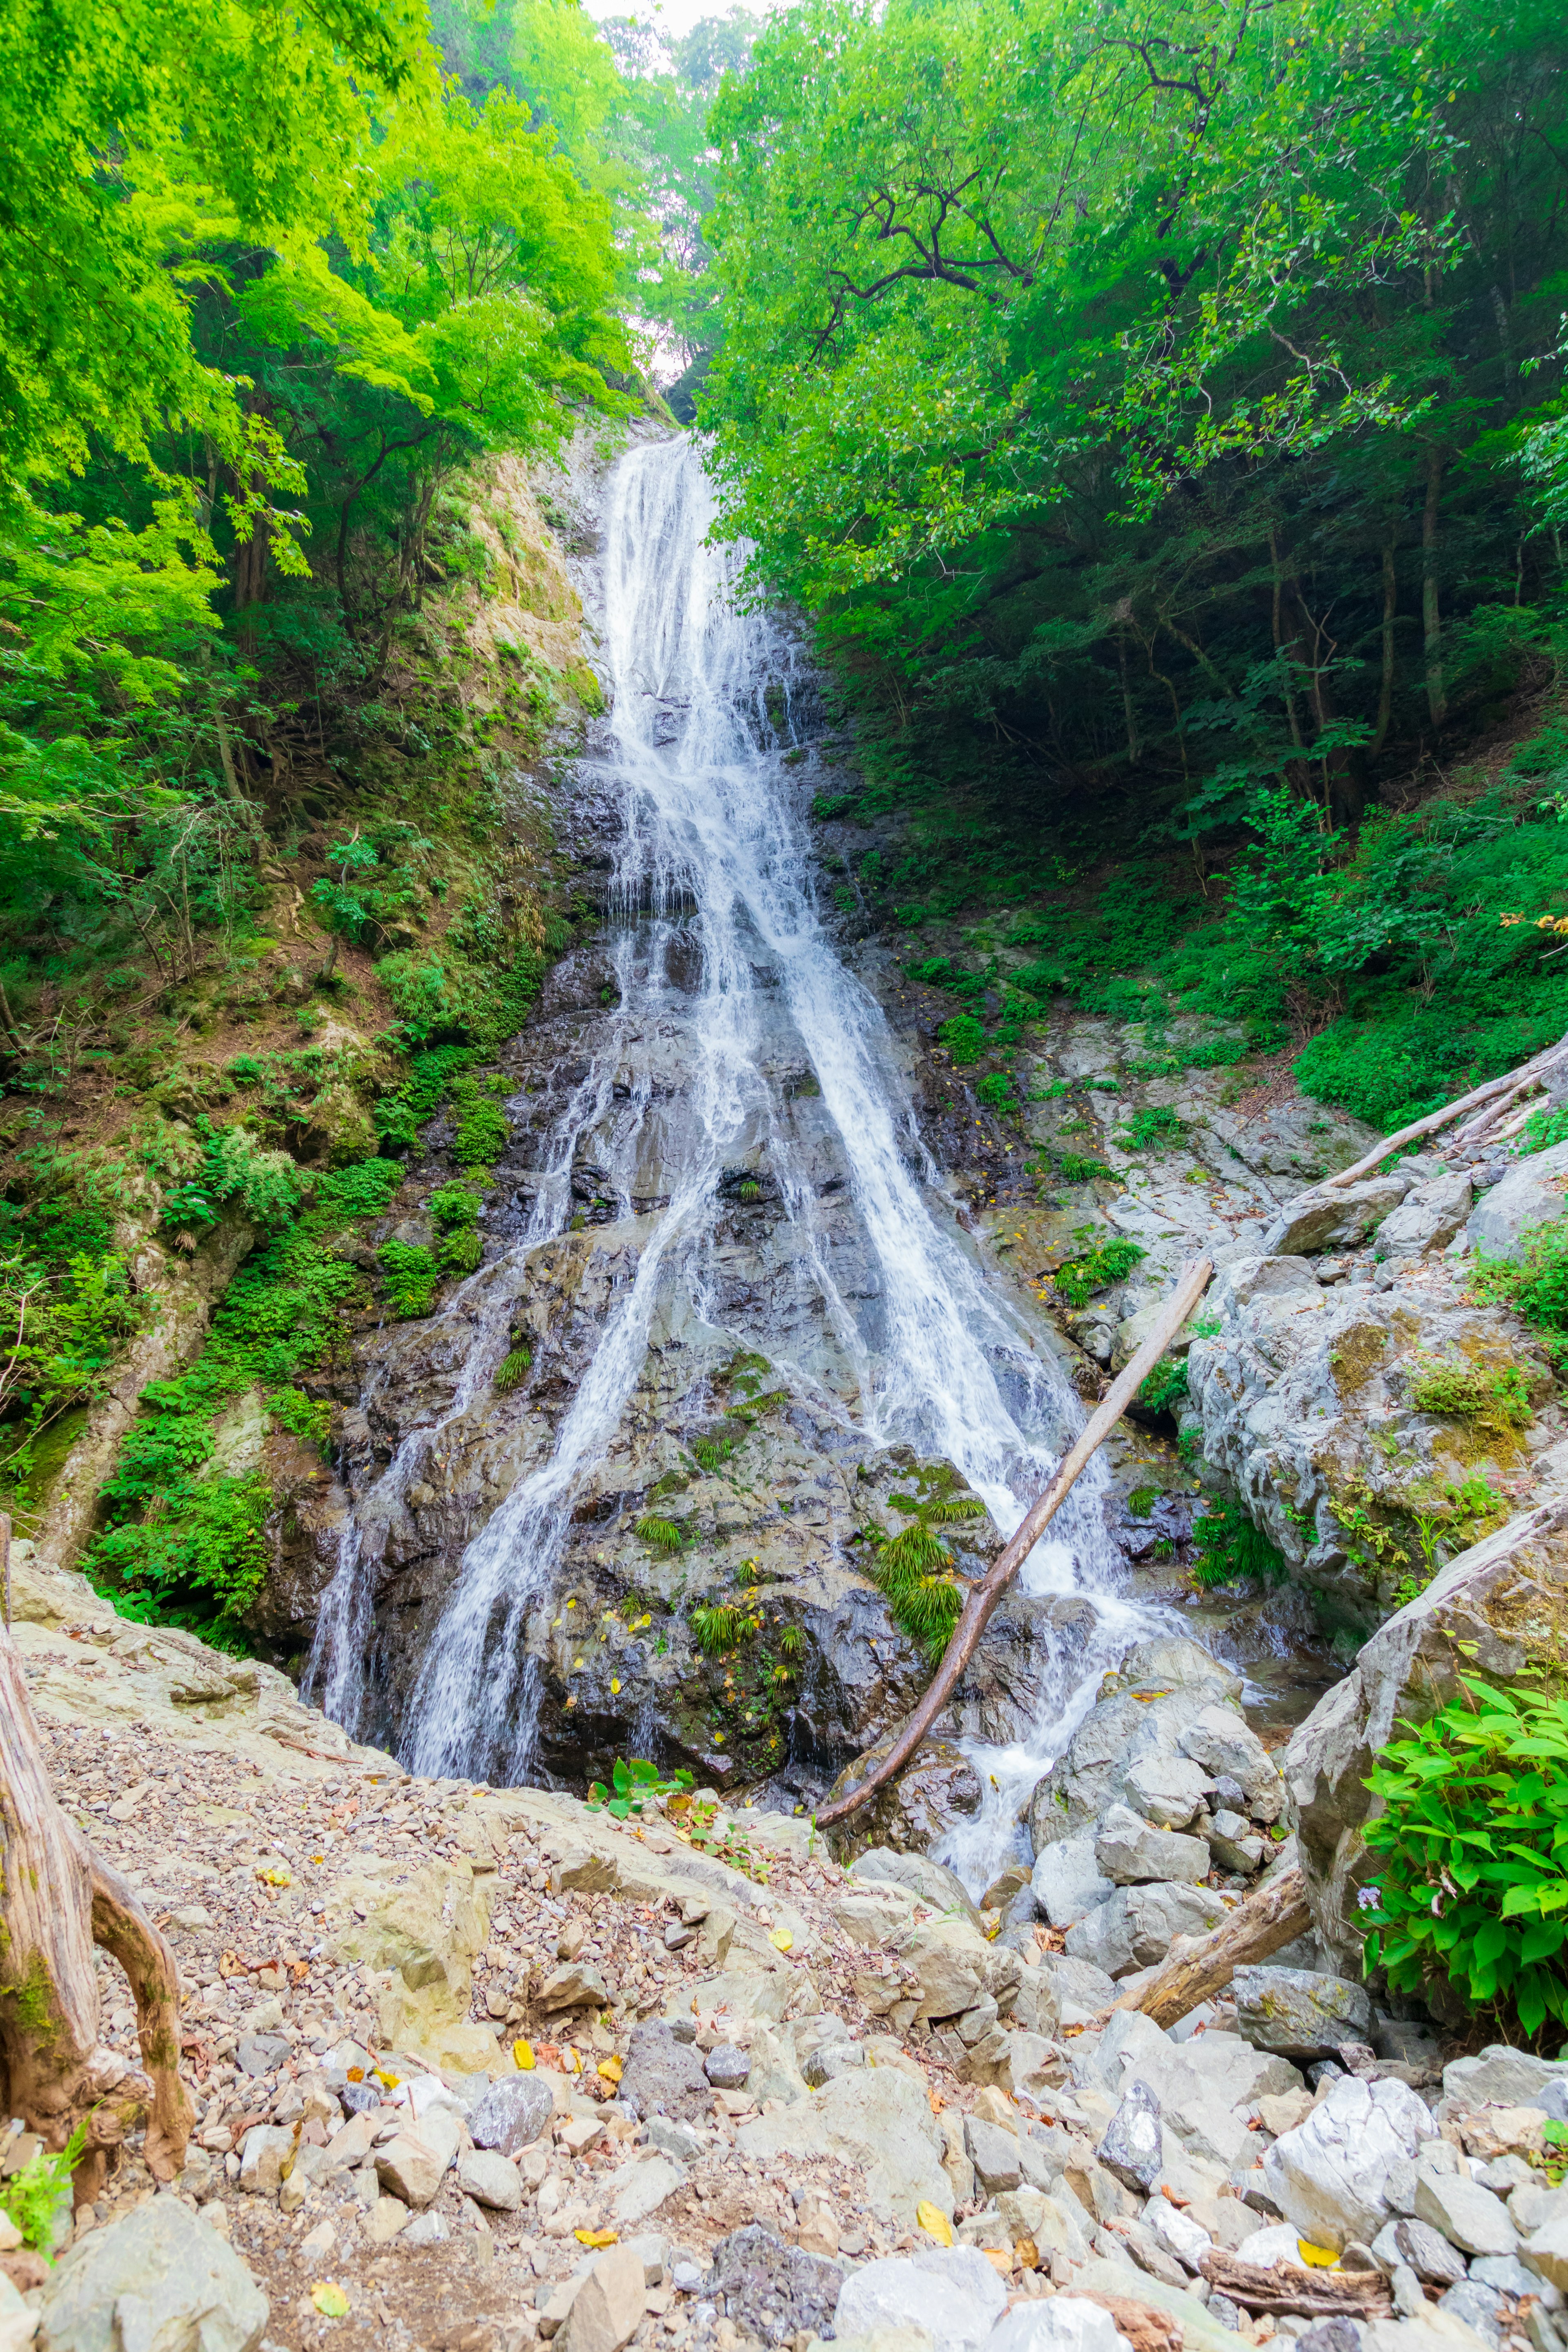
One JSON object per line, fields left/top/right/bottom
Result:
{"left": 1324, "top": 1028, "right": 1568, "bottom": 1187}
{"left": 1105, "top": 1860, "right": 1310, "bottom": 2028}
{"left": 816, "top": 1256, "right": 1215, "bottom": 1826}
{"left": 1199, "top": 2250, "right": 1393, "bottom": 2319}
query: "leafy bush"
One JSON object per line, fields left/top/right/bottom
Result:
{"left": 161, "top": 1118, "right": 307, "bottom": 1239}
{"left": 975, "top": 1071, "right": 1013, "bottom": 1107}
{"left": 378, "top": 1240, "right": 437, "bottom": 1319}
{"left": 493, "top": 1345, "right": 532, "bottom": 1392}
{"left": 938, "top": 1013, "right": 988, "bottom": 1063}
{"left": 691, "top": 1600, "right": 756, "bottom": 1654}
{"left": 428, "top": 1183, "right": 482, "bottom": 1231}
{"left": 1521, "top": 1106, "right": 1568, "bottom": 1156}
{"left": 1472, "top": 1221, "right": 1568, "bottom": 1361}
{"left": 1189, "top": 1495, "right": 1288, "bottom": 1589}
{"left": 440, "top": 1228, "right": 483, "bottom": 1274}
{"left": 1053, "top": 1235, "right": 1146, "bottom": 1307}
{"left": 1137, "top": 1355, "right": 1189, "bottom": 1415}
{"left": 1057, "top": 1152, "right": 1113, "bottom": 1183}
{"left": 1122, "top": 1105, "right": 1185, "bottom": 1151}
{"left": 587, "top": 1757, "right": 695, "bottom": 1819}
{"left": 0, "top": 2124, "right": 86, "bottom": 2253}
{"left": 637, "top": 1514, "right": 691, "bottom": 1555}
{"left": 450, "top": 1077, "right": 510, "bottom": 1168}
{"left": 1363, "top": 1678, "right": 1568, "bottom": 2038}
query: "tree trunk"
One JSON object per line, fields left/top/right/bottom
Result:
{"left": 1423, "top": 448, "right": 1446, "bottom": 728}
{"left": 1371, "top": 538, "right": 1398, "bottom": 758}
{"left": 0, "top": 1618, "right": 192, "bottom": 2203}
{"left": 1099, "top": 1861, "right": 1310, "bottom": 2029}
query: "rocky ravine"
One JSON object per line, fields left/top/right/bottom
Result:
{"left": 13, "top": 1521, "right": 1568, "bottom": 2352}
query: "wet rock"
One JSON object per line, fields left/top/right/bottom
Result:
{"left": 1098, "top": 2082, "right": 1163, "bottom": 2194}
{"left": 1030, "top": 1638, "right": 1241, "bottom": 1846}
{"left": 824, "top": 1735, "right": 984, "bottom": 1858}
{"left": 1233, "top": 1967, "right": 1373, "bottom": 2061}
{"left": 36, "top": 2198, "right": 269, "bottom": 2352}
{"left": 851, "top": 1846, "right": 987, "bottom": 1932}
{"left": 833, "top": 2248, "right": 1004, "bottom": 2350}
{"left": 1263, "top": 2075, "right": 1438, "bottom": 2252}
{"left": 469, "top": 2072, "right": 553, "bottom": 2154}
{"left": 1032, "top": 1835, "right": 1115, "bottom": 1928}
{"left": 707, "top": 2224, "right": 842, "bottom": 2345}
{"left": 1095, "top": 1803, "right": 1210, "bottom": 1886}
{"left": 1065, "top": 1880, "right": 1230, "bottom": 1978}
{"left": 618, "top": 2022, "right": 712, "bottom": 2122}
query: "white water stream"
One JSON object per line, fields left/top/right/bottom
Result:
{"left": 307, "top": 436, "right": 1165, "bottom": 1888}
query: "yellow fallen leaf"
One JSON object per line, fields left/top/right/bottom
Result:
{"left": 575, "top": 2228, "right": 618, "bottom": 2248}
{"left": 598, "top": 2056, "right": 624, "bottom": 2084}
{"left": 981, "top": 2247, "right": 1013, "bottom": 2276}
{"left": 768, "top": 1927, "right": 793, "bottom": 1952}
{"left": 1297, "top": 2241, "right": 1340, "bottom": 2268}
{"left": 312, "top": 2284, "right": 350, "bottom": 2318}
{"left": 1016, "top": 2238, "right": 1040, "bottom": 2272}
{"left": 256, "top": 1867, "right": 292, "bottom": 1888}
{"left": 563, "top": 2045, "right": 582, "bottom": 2073}
{"left": 916, "top": 2202, "right": 953, "bottom": 2247}
{"left": 512, "top": 2039, "right": 535, "bottom": 2070}
{"left": 373, "top": 2069, "right": 401, "bottom": 2089}
{"left": 610, "top": 1678, "right": 621, "bottom": 1694}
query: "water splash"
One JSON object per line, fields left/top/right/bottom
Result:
{"left": 311, "top": 435, "right": 1168, "bottom": 1869}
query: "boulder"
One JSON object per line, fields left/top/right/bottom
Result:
{"left": 327, "top": 1855, "right": 492, "bottom": 2069}
{"left": 374, "top": 2107, "right": 460, "bottom": 2209}
{"left": 1376, "top": 1174, "right": 1474, "bottom": 1260}
{"left": 1281, "top": 1501, "right": 1568, "bottom": 1976}
{"left": 1177, "top": 1706, "right": 1287, "bottom": 1821}
{"left": 833, "top": 2248, "right": 1004, "bottom": 2350}
{"left": 1065, "top": 1881, "right": 1231, "bottom": 1978}
{"left": 862, "top": 1918, "right": 1020, "bottom": 2024}
{"left": 1264, "top": 2075, "right": 1437, "bottom": 2252}
{"left": 1032, "top": 1835, "right": 1116, "bottom": 1929}
{"left": 1523, "top": 2215, "right": 1568, "bottom": 2291}
{"left": 707, "top": 2224, "right": 843, "bottom": 2346}
{"left": 470, "top": 2072, "right": 553, "bottom": 2154}
{"left": 1029, "top": 1639, "right": 1242, "bottom": 1844}
{"left": 704, "top": 2044, "right": 750, "bottom": 2090}
{"left": 1123, "top": 1756, "right": 1212, "bottom": 1831}
{"left": 619, "top": 2022, "right": 713, "bottom": 2121}
{"left": 1098, "top": 2082, "right": 1163, "bottom": 2194}
{"left": 832, "top": 1890, "right": 920, "bottom": 1949}
{"left": 1035, "top": 1952, "right": 1119, "bottom": 2015}
{"left": 1095, "top": 1804, "right": 1210, "bottom": 1886}
{"left": 607, "top": 2153, "right": 686, "bottom": 2226}
{"left": 987, "top": 2300, "right": 1134, "bottom": 2352}
{"left": 556, "top": 2245, "right": 646, "bottom": 2352}
{"left": 1465, "top": 1140, "right": 1568, "bottom": 1261}
{"left": 1261, "top": 1176, "right": 1412, "bottom": 1257}
{"left": 237, "top": 2125, "right": 295, "bottom": 2196}
{"left": 965, "top": 2118, "right": 1023, "bottom": 2195}
{"left": 36, "top": 2198, "right": 268, "bottom": 2352}
{"left": 1445, "top": 2049, "right": 1568, "bottom": 2113}
{"left": 456, "top": 2150, "right": 522, "bottom": 2211}
{"left": 851, "top": 1847, "right": 987, "bottom": 1933}
{"left": 1208, "top": 1813, "right": 1269, "bottom": 1872}
{"left": 539, "top": 1962, "right": 611, "bottom": 2011}
{"left": 1233, "top": 1967, "right": 1373, "bottom": 2061}
{"left": 1413, "top": 2175, "right": 1517, "bottom": 2259}
{"left": 1371, "top": 2219, "right": 1468, "bottom": 2287}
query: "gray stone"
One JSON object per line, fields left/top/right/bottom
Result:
{"left": 1123, "top": 1755, "right": 1212, "bottom": 1831}
{"left": 1513, "top": 2186, "right": 1568, "bottom": 2238}
{"left": 37, "top": 2197, "right": 269, "bottom": 2352}
{"left": 1376, "top": 1174, "right": 1473, "bottom": 1260}
{"left": 1094, "top": 1803, "right": 1210, "bottom": 1887}
{"left": 539, "top": 1962, "right": 611, "bottom": 2011}
{"left": 1412, "top": 2174, "right": 1517, "bottom": 2258}
{"left": 1233, "top": 1967, "right": 1373, "bottom": 2061}
{"left": 802, "top": 2042, "right": 865, "bottom": 2089}
{"left": 1099, "top": 2081, "right": 1163, "bottom": 2194}
{"left": 1370, "top": 2219, "right": 1467, "bottom": 2286}
{"left": 1209, "top": 1811, "right": 1269, "bottom": 1873}
{"left": 1031, "top": 1836, "right": 1115, "bottom": 1930}
{"left": 834, "top": 2248, "right": 1004, "bottom": 2350}
{"left": 457, "top": 2149, "right": 523, "bottom": 2211}
{"left": 1065, "top": 1880, "right": 1231, "bottom": 1978}
{"left": 1262, "top": 1176, "right": 1412, "bottom": 1257}
{"left": 608, "top": 2153, "right": 686, "bottom": 2226}
{"left": 851, "top": 1847, "right": 987, "bottom": 1934}
{"left": 401, "top": 2209, "right": 450, "bottom": 2247}
{"left": 1372, "top": 2020, "right": 1443, "bottom": 2071}
{"left": 470, "top": 2071, "right": 554, "bottom": 2155}
{"left": 988, "top": 2300, "right": 1138, "bottom": 2352}
{"left": 1178, "top": 1705, "right": 1287, "bottom": 1821}
{"left": 1464, "top": 1140, "right": 1568, "bottom": 1262}
{"left": 1445, "top": 2048, "right": 1568, "bottom": 2114}
{"left": 647, "top": 2116, "right": 706, "bottom": 2163}
{"left": 374, "top": 2108, "right": 460, "bottom": 2209}
{"left": 1524, "top": 2215, "right": 1568, "bottom": 2291}
{"left": 1264, "top": 2075, "right": 1437, "bottom": 2253}
{"left": 737, "top": 2062, "right": 954, "bottom": 2229}
{"left": 704, "top": 2044, "right": 751, "bottom": 2090}
{"left": 707, "top": 2225, "right": 842, "bottom": 2346}
{"left": 557, "top": 2244, "right": 646, "bottom": 2352}
{"left": 1029, "top": 1639, "right": 1242, "bottom": 1844}
{"left": 622, "top": 2235, "right": 669, "bottom": 2287}
{"left": 235, "top": 2034, "right": 287, "bottom": 2078}
{"left": 964, "top": 2118, "right": 1023, "bottom": 2195}
{"left": 237, "top": 2125, "right": 296, "bottom": 2197}
{"left": 620, "top": 2022, "right": 712, "bottom": 2123}
{"left": 1035, "top": 1952, "right": 1119, "bottom": 2013}
{"left": 1470, "top": 2255, "right": 1544, "bottom": 2297}
{"left": 1438, "top": 2284, "right": 1505, "bottom": 2347}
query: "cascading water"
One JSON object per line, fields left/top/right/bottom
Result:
{"left": 307, "top": 433, "right": 1169, "bottom": 1885}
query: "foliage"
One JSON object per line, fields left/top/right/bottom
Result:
{"left": 691, "top": 1599, "right": 757, "bottom": 1654}
{"left": 161, "top": 1119, "right": 307, "bottom": 1242}
{"left": 586, "top": 1755, "right": 695, "bottom": 1818}
{"left": 1053, "top": 1236, "right": 1146, "bottom": 1309}
{"left": 975, "top": 1071, "right": 1014, "bottom": 1108}
{"left": 1056, "top": 1153, "right": 1113, "bottom": 1185}
{"left": 864, "top": 1483, "right": 983, "bottom": 1664}
{"left": 379, "top": 1239, "right": 438, "bottom": 1319}
{"left": 1137, "top": 1356, "right": 1190, "bottom": 1416}
{"left": 1522, "top": 1107, "right": 1568, "bottom": 1156}
{"left": 1122, "top": 1107, "right": 1185, "bottom": 1152}
{"left": 493, "top": 1344, "right": 532, "bottom": 1392}
{"left": 938, "top": 1014, "right": 987, "bottom": 1065}
{"left": 1363, "top": 1678, "right": 1568, "bottom": 2040}
{"left": 1189, "top": 1495, "right": 1288, "bottom": 1589}
{"left": 1472, "top": 1221, "right": 1568, "bottom": 1363}
{"left": 0, "top": 2123, "right": 87, "bottom": 2255}
{"left": 1409, "top": 1359, "right": 1533, "bottom": 1434}
{"left": 637, "top": 1514, "right": 692, "bottom": 1555}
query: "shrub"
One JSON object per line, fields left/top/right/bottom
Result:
{"left": 1053, "top": 1236, "right": 1146, "bottom": 1307}
{"left": 691, "top": 1600, "right": 754, "bottom": 1653}
{"left": 1137, "top": 1356, "right": 1189, "bottom": 1415}
{"left": 0, "top": 2125, "right": 85, "bottom": 2252}
{"left": 1122, "top": 1105, "right": 1186, "bottom": 1151}
{"left": 161, "top": 1118, "right": 307, "bottom": 1239}
{"left": 1472, "top": 1220, "right": 1568, "bottom": 1361}
{"left": 1057, "top": 1152, "right": 1112, "bottom": 1183}
{"left": 976, "top": 1071, "right": 1013, "bottom": 1107}
{"left": 450, "top": 1077, "right": 509, "bottom": 1168}
{"left": 637, "top": 1514, "right": 690, "bottom": 1555}
{"left": 1521, "top": 1105, "right": 1568, "bottom": 1156}
{"left": 378, "top": 1240, "right": 437, "bottom": 1318}
{"left": 493, "top": 1345, "right": 532, "bottom": 1392}
{"left": 586, "top": 1757, "right": 695, "bottom": 1818}
{"left": 938, "top": 1013, "right": 988, "bottom": 1064}
{"left": 428, "top": 1183, "right": 482, "bottom": 1231}
{"left": 440, "top": 1228, "right": 483, "bottom": 1274}
{"left": 1363, "top": 1678, "right": 1568, "bottom": 2038}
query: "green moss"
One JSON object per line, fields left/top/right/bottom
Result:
{"left": 1409, "top": 1358, "right": 1532, "bottom": 1433}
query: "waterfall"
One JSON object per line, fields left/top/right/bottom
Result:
{"left": 307, "top": 434, "right": 1165, "bottom": 1886}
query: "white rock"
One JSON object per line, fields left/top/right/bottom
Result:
{"left": 1094, "top": 1805, "right": 1210, "bottom": 1888}
{"left": 985, "top": 2298, "right": 1133, "bottom": 2352}
{"left": 237, "top": 2125, "right": 295, "bottom": 2196}
{"left": 606, "top": 2154, "right": 685, "bottom": 2226}
{"left": 297, "top": 2221, "right": 335, "bottom": 2265}
{"left": 1123, "top": 1755, "right": 1212, "bottom": 1830}
{"left": 1413, "top": 2174, "right": 1517, "bottom": 2258}
{"left": 1522, "top": 2216, "right": 1568, "bottom": 2291}
{"left": 1264, "top": 2075, "right": 1437, "bottom": 2253}
{"left": 738, "top": 2062, "right": 954, "bottom": 2228}
{"left": 1031, "top": 1837, "right": 1115, "bottom": 1931}
{"left": 1065, "top": 1881, "right": 1230, "bottom": 1977}
{"left": 835, "top": 2249, "right": 1006, "bottom": 2351}
{"left": 1144, "top": 2198, "right": 1213, "bottom": 2268}
{"left": 456, "top": 2150, "right": 522, "bottom": 2212}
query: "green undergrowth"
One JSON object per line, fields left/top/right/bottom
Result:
{"left": 1189, "top": 1494, "right": 1290, "bottom": 1589}
{"left": 861, "top": 1467, "right": 987, "bottom": 1664}
{"left": 87, "top": 1157, "right": 403, "bottom": 1645}
{"left": 1053, "top": 1234, "right": 1146, "bottom": 1308}
{"left": 1472, "top": 1220, "right": 1568, "bottom": 1363}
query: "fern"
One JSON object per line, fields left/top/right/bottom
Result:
{"left": 691, "top": 1601, "right": 752, "bottom": 1654}
{"left": 1, "top": 2123, "right": 86, "bottom": 2252}
{"left": 493, "top": 1345, "right": 532, "bottom": 1392}
{"left": 690, "top": 1435, "right": 734, "bottom": 1472}
{"left": 923, "top": 1495, "right": 987, "bottom": 1524}
{"left": 441, "top": 1228, "right": 483, "bottom": 1274}
{"left": 637, "top": 1514, "right": 690, "bottom": 1555}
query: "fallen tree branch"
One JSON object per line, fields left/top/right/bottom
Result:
{"left": 1099, "top": 1859, "right": 1310, "bottom": 2029}
{"left": 1323, "top": 1029, "right": 1568, "bottom": 1189}
{"left": 1199, "top": 2250, "right": 1392, "bottom": 2318}
{"left": 816, "top": 1257, "right": 1214, "bottom": 1828}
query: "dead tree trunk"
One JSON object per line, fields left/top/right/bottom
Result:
{"left": 1098, "top": 1861, "right": 1311, "bottom": 2029}
{"left": 0, "top": 1618, "right": 192, "bottom": 2202}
